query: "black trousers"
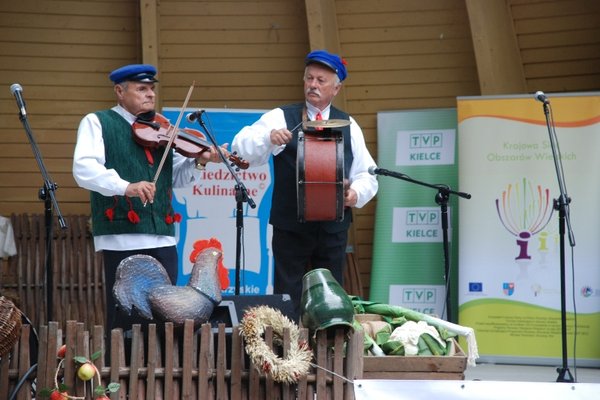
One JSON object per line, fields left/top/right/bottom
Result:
{"left": 272, "top": 226, "right": 348, "bottom": 321}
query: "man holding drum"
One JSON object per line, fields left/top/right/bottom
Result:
{"left": 232, "top": 50, "right": 378, "bottom": 318}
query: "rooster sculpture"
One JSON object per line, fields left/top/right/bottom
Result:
{"left": 113, "top": 238, "right": 230, "bottom": 327}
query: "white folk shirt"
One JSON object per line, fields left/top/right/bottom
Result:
{"left": 232, "top": 102, "right": 378, "bottom": 208}
{"left": 73, "top": 105, "right": 198, "bottom": 251}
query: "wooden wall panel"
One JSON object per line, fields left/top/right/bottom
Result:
{"left": 335, "top": 0, "right": 480, "bottom": 125}
{"left": 0, "top": 0, "right": 141, "bottom": 216}
{"left": 1, "top": 0, "right": 600, "bottom": 301}
{"left": 510, "top": 0, "right": 600, "bottom": 92}
{"left": 155, "top": 0, "right": 310, "bottom": 109}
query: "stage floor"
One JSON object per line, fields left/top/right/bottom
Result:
{"left": 464, "top": 363, "right": 600, "bottom": 383}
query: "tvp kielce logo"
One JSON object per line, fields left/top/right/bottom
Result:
{"left": 495, "top": 178, "right": 554, "bottom": 261}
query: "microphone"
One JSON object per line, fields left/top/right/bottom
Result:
{"left": 534, "top": 90, "right": 549, "bottom": 104}
{"left": 186, "top": 110, "right": 205, "bottom": 123}
{"left": 10, "top": 83, "right": 27, "bottom": 116}
{"left": 368, "top": 166, "right": 407, "bottom": 179}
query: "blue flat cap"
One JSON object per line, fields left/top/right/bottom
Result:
{"left": 109, "top": 64, "right": 158, "bottom": 84}
{"left": 305, "top": 50, "right": 348, "bottom": 82}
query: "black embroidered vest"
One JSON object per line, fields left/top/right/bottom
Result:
{"left": 269, "top": 103, "right": 353, "bottom": 233}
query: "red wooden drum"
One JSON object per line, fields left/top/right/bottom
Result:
{"left": 296, "top": 129, "right": 345, "bottom": 222}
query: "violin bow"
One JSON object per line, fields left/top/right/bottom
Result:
{"left": 151, "top": 81, "right": 196, "bottom": 184}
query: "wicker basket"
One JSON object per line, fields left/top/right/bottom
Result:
{"left": 0, "top": 296, "right": 22, "bottom": 357}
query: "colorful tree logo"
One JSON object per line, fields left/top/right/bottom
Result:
{"left": 495, "top": 178, "right": 554, "bottom": 260}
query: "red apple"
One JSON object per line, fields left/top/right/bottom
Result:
{"left": 77, "top": 362, "right": 96, "bottom": 381}
{"left": 57, "top": 344, "right": 67, "bottom": 359}
{"left": 49, "top": 390, "right": 68, "bottom": 400}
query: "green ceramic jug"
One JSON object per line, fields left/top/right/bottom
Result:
{"left": 300, "top": 268, "right": 355, "bottom": 334}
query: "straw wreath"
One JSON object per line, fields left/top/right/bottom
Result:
{"left": 239, "top": 305, "right": 312, "bottom": 383}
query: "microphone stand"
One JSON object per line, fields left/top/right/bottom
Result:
{"left": 190, "top": 113, "right": 256, "bottom": 295}
{"left": 14, "top": 103, "right": 67, "bottom": 324}
{"left": 375, "top": 169, "right": 471, "bottom": 322}
{"left": 540, "top": 99, "right": 576, "bottom": 383}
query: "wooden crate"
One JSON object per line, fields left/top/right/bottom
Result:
{"left": 362, "top": 339, "right": 467, "bottom": 380}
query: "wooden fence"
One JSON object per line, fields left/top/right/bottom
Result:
{"left": 0, "top": 213, "right": 367, "bottom": 398}
{"left": 0, "top": 214, "right": 105, "bottom": 332}
{"left": 1, "top": 320, "right": 363, "bottom": 400}
{"left": 0, "top": 214, "right": 363, "bottom": 333}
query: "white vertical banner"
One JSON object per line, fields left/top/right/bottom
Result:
{"left": 457, "top": 93, "right": 600, "bottom": 365}
{"left": 353, "top": 380, "right": 600, "bottom": 400}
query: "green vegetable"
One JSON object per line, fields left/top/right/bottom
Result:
{"left": 381, "top": 340, "right": 405, "bottom": 355}
{"left": 421, "top": 333, "right": 446, "bottom": 356}
{"left": 352, "top": 297, "right": 457, "bottom": 340}
{"left": 416, "top": 337, "right": 432, "bottom": 355}
{"left": 352, "top": 296, "right": 480, "bottom": 366}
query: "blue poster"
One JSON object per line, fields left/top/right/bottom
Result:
{"left": 161, "top": 108, "right": 272, "bottom": 295}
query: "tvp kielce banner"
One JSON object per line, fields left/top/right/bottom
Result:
{"left": 162, "top": 108, "right": 273, "bottom": 295}
{"left": 370, "top": 109, "right": 460, "bottom": 320}
{"left": 457, "top": 93, "right": 600, "bottom": 365}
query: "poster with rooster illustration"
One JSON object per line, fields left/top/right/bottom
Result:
{"left": 162, "top": 108, "right": 272, "bottom": 296}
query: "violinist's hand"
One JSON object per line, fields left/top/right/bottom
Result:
{"left": 270, "top": 128, "right": 292, "bottom": 146}
{"left": 126, "top": 181, "right": 156, "bottom": 204}
{"left": 215, "top": 143, "right": 230, "bottom": 162}
{"left": 196, "top": 143, "right": 229, "bottom": 165}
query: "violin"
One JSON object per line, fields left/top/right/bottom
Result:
{"left": 132, "top": 111, "right": 249, "bottom": 170}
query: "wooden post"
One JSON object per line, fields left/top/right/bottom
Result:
{"left": 230, "top": 325, "right": 243, "bottom": 400}
{"left": 139, "top": 0, "right": 161, "bottom": 106}
{"left": 465, "top": 0, "right": 528, "bottom": 95}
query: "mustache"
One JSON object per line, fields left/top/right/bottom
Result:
{"left": 306, "top": 88, "right": 320, "bottom": 96}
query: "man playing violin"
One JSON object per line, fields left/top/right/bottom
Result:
{"left": 232, "top": 50, "right": 378, "bottom": 319}
{"left": 73, "top": 64, "right": 224, "bottom": 335}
